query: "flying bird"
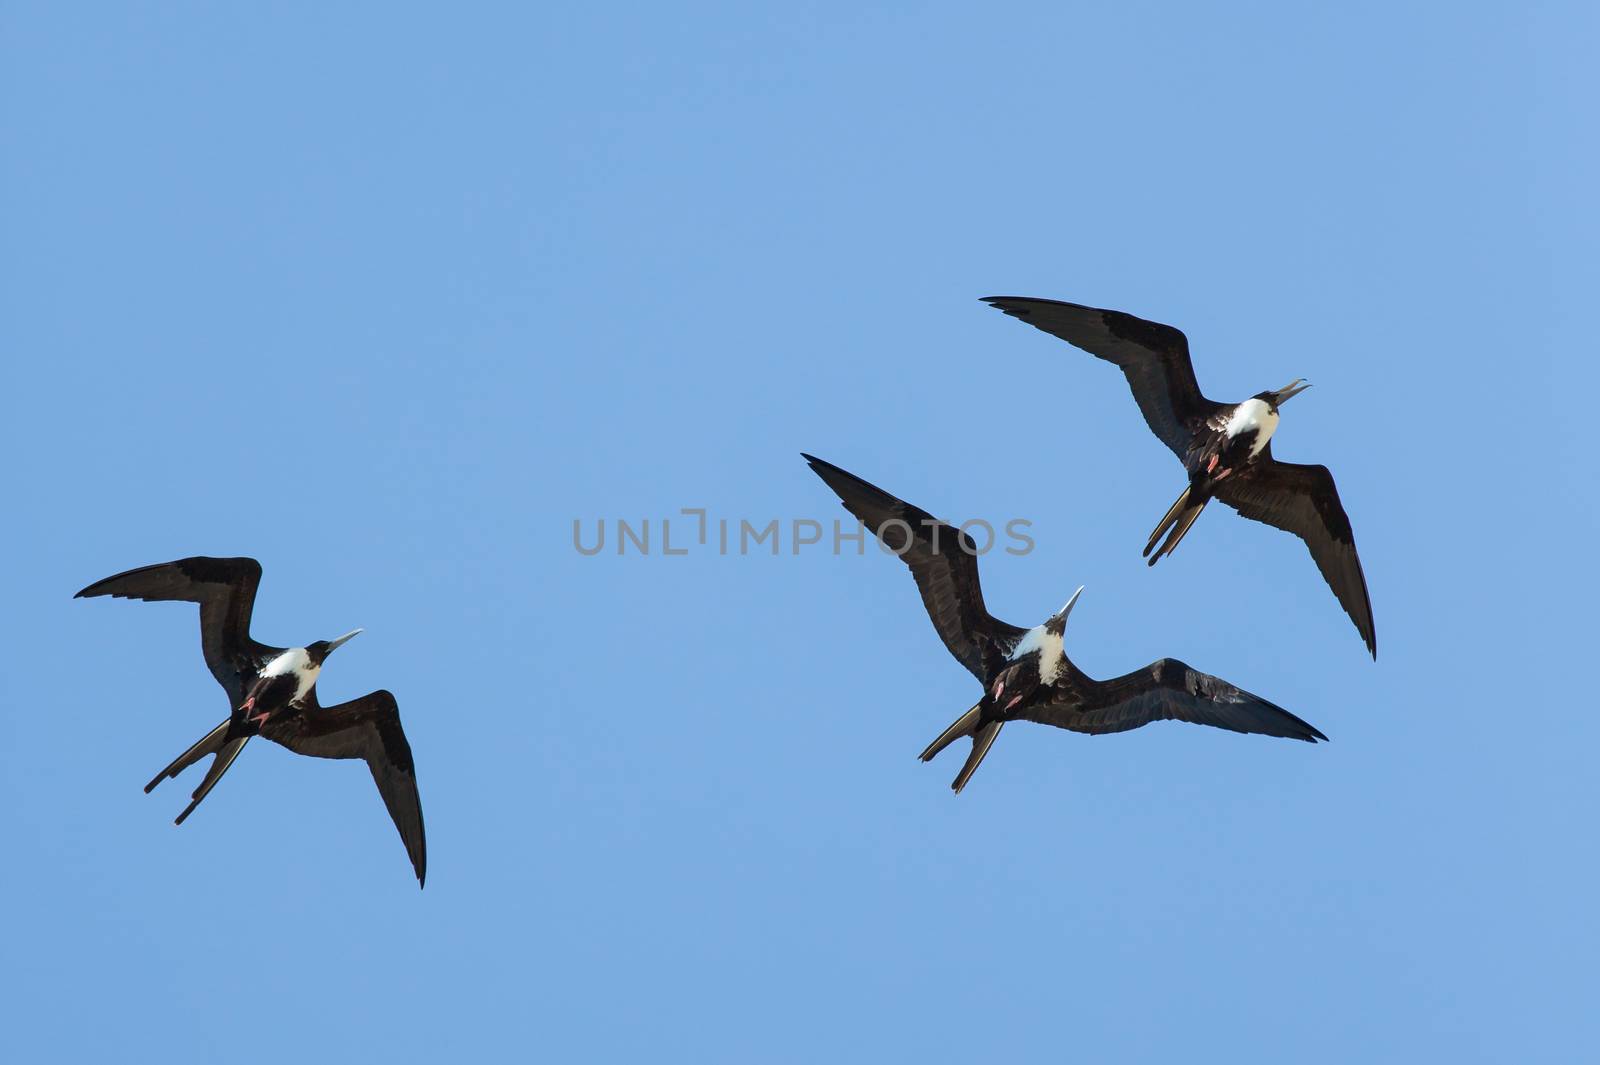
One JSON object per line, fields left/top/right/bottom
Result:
{"left": 803, "top": 454, "right": 1325, "bottom": 793}
{"left": 983, "top": 296, "right": 1375, "bottom": 658}
{"left": 75, "top": 556, "right": 426, "bottom": 886}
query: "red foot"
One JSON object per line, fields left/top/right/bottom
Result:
{"left": 1005, "top": 694, "right": 1023, "bottom": 711}
{"left": 241, "top": 698, "right": 271, "bottom": 726}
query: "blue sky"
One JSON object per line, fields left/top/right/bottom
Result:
{"left": 3, "top": 2, "right": 1596, "bottom": 1061}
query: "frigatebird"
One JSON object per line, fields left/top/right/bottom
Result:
{"left": 803, "top": 454, "right": 1325, "bottom": 793}
{"left": 982, "top": 296, "right": 1376, "bottom": 658}
{"left": 75, "top": 556, "right": 426, "bottom": 886}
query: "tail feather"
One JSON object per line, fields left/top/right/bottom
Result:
{"left": 1143, "top": 485, "right": 1193, "bottom": 557}
{"left": 1150, "top": 498, "right": 1209, "bottom": 564}
{"left": 950, "top": 721, "right": 1004, "bottom": 794}
{"left": 919, "top": 701, "right": 983, "bottom": 763}
{"left": 1145, "top": 486, "right": 1210, "bottom": 566}
{"left": 172, "top": 736, "right": 250, "bottom": 826}
{"left": 146, "top": 719, "right": 231, "bottom": 793}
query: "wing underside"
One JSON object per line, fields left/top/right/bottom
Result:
{"left": 75, "top": 556, "right": 277, "bottom": 703}
{"left": 803, "top": 454, "right": 1027, "bottom": 679}
{"left": 1215, "top": 458, "right": 1376, "bottom": 657}
{"left": 1025, "top": 659, "right": 1325, "bottom": 742}
{"left": 983, "top": 296, "right": 1221, "bottom": 458}
{"left": 262, "top": 690, "right": 427, "bottom": 887}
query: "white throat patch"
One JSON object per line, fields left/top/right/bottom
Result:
{"left": 260, "top": 647, "right": 320, "bottom": 703}
{"left": 1226, "top": 398, "right": 1280, "bottom": 458}
{"left": 1009, "top": 623, "right": 1066, "bottom": 684}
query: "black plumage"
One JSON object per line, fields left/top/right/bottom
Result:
{"left": 804, "top": 455, "right": 1324, "bottom": 793}
{"left": 983, "top": 296, "right": 1376, "bottom": 658}
{"left": 75, "top": 557, "right": 426, "bottom": 886}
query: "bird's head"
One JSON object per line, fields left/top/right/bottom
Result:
{"left": 1256, "top": 378, "right": 1312, "bottom": 411}
{"left": 307, "top": 628, "right": 362, "bottom": 665}
{"left": 1043, "top": 586, "right": 1084, "bottom": 637}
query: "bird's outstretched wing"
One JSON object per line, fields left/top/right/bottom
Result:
{"left": 75, "top": 557, "right": 278, "bottom": 704}
{"left": 1214, "top": 456, "right": 1376, "bottom": 658}
{"left": 1026, "top": 658, "right": 1326, "bottom": 742}
{"left": 982, "top": 296, "right": 1221, "bottom": 458}
{"left": 803, "top": 454, "right": 1028, "bottom": 680}
{"left": 262, "top": 690, "right": 427, "bottom": 887}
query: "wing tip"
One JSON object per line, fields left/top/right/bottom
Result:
{"left": 800, "top": 453, "right": 894, "bottom": 511}
{"left": 800, "top": 452, "right": 838, "bottom": 480}
{"left": 1283, "top": 707, "right": 1329, "bottom": 743}
{"left": 979, "top": 296, "right": 1030, "bottom": 316}
{"left": 1271, "top": 701, "right": 1328, "bottom": 744}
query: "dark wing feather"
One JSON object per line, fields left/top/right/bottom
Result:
{"left": 982, "top": 296, "right": 1221, "bottom": 458}
{"left": 803, "top": 454, "right": 1027, "bottom": 680}
{"left": 1026, "top": 659, "right": 1325, "bottom": 742}
{"left": 261, "top": 690, "right": 427, "bottom": 887}
{"left": 75, "top": 557, "right": 277, "bottom": 704}
{"left": 1214, "top": 456, "right": 1376, "bottom": 657}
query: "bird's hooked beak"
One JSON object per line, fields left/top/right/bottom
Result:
{"left": 326, "top": 628, "right": 363, "bottom": 654}
{"left": 1045, "top": 586, "right": 1085, "bottom": 633}
{"left": 1271, "top": 378, "right": 1312, "bottom": 406}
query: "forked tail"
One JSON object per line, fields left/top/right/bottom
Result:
{"left": 1143, "top": 484, "right": 1210, "bottom": 565}
{"left": 919, "top": 701, "right": 1005, "bottom": 794}
{"left": 146, "top": 719, "right": 251, "bottom": 825}
{"left": 145, "top": 718, "right": 230, "bottom": 793}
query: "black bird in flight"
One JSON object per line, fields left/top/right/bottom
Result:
{"left": 76, "top": 557, "right": 427, "bottom": 886}
{"left": 983, "top": 296, "right": 1375, "bottom": 658}
{"left": 803, "top": 455, "right": 1325, "bottom": 793}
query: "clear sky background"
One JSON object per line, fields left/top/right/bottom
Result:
{"left": 3, "top": 3, "right": 1596, "bottom": 1062}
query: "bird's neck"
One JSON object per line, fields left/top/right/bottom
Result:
{"left": 1226, "top": 398, "right": 1280, "bottom": 457}
{"left": 260, "top": 647, "right": 321, "bottom": 703}
{"left": 1010, "top": 624, "right": 1066, "bottom": 685}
